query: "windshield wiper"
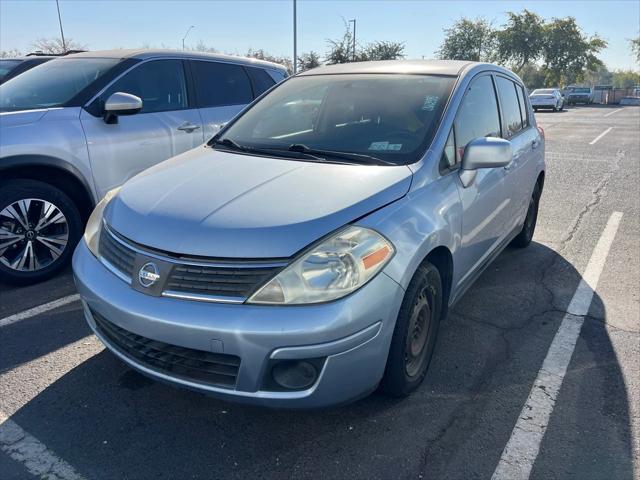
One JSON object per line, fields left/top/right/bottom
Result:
{"left": 287, "top": 144, "right": 395, "bottom": 166}
{"left": 211, "top": 138, "right": 325, "bottom": 161}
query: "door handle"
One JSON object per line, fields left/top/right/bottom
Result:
{"left": 177, "top": 122, "right": 201, "bottom": 133}
{"left": 532, "top": 139, "right": 540, "bottom": 150}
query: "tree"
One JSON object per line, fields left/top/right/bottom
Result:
{"left": 541, "top": 17, "right": 607, "bottom": 85}
{"left": 190, "top": 41, "right": 218, "bottom": 53}
{"left": 630, "top": 36, "right": 640, "bottom": 64}
{"left": 1, "top": 48, "right": 22, "bottom": 58}
{"left": 31, "top": 37, "right": 86, "bottom": 54}
{"left": 325, "top": 22, "right": 405, "bottom": 64}
{"left": 325, "top": 24, "right": 355, "bottom": 64}
{"left": 611, "top": 69, "right": 640, "bottom": 88}
{"left": 496, "top": 10, "right": 545, "bottom": 69}
{"left": 297, "top": 51, "right": 322, "bottom": 71}
{"left": 246, "top": 48, "right": 293, "bottom": 74}
{"left": 517, "top": 63, "right": 547, "bottom": 90}
{"left": 437, "top": 17, "right": 496, "bottom": 62}
{"left": 359, "top": 41, "right": 405, "bottom": 61}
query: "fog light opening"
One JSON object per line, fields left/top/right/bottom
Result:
{"left": 272, "top": 360, "right": 318, "bottom": 390}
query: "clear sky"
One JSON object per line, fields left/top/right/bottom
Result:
{"left": 1, "top": 0, "right": 638, "bottom": 70}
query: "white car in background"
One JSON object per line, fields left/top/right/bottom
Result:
{"left": 529, "top": 88, "right": 564, "bottom": 112}
{"left": 0, "top": 49, "right": 287, "bottom": 284}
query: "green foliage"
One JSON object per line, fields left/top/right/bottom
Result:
{"left": 496, "top": 10, "right": 545, "bottom": 69}
{"left": 359, "top": 41, "right": 406, "bottom": 61}
{"left": 325, "top": 23, "right": 405, "bottom": 64}
{"left": 611, "top": 69, "right": 640, "bottom": 88}
{"left": 436, "top": 17, "right": 495, "bottom": 62}
{"left": 540, "top": 17, "right": 607, "bottom": 85}
{"left": 297, "top": 51, "right": 322, "bottom": 71}
{"left": 516, "top": 63, "right": 548, "bottom": 90}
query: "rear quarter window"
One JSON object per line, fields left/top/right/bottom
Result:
{"left": 246, "top": 66, "right": 276, "bottom": 97}
{"left": 495, "top": 76, "right": 523, "bottom": 138}
{"left": 192, "top": 61, "right": 253, "bottom": 108}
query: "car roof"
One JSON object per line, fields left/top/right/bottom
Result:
{"left": 297, "top": 59, "right": 475, "bottom": 77}
{"left": 64, "top": 49, "right": 287, "bottom": 72}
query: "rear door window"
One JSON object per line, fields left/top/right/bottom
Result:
{"left": 191, "top": 60, "right": 253, "bottom": 108}
{"left": 454, "top": 75, "right": 501, "bottom": 162}
{"left": 495, "top": 76, "right": 523, "bottom": 138}
{"left": 515, "top": 84, "right": 529, "bottom": 129}
{"left": 103, "top": 59, "right": 188, "bottom": 114}
{"left": 246, "top": 66, "right": 276, "bottom": 97}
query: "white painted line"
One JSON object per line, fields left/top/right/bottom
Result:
{"left": 0, "top": 294, "right": 80, "bottom": 328}
{"left": 492, "top": 211, "right": 623, "bottom": 480}
{"left": 0, "top": 411, "right": 85, "bottom": 480}
{"left": 603, "top": 108, "right": 622, "bottom": 118}
{"left": 589, "top": 127, "right": 613, "bottom": 145}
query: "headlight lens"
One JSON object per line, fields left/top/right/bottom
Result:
{"left": 84, "top": 187, "right": 121, "bottom": 257}
{"left": 247, "top": 226, "right": 394, "bottom": 305}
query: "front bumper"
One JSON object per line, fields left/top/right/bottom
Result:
{"left": 73, "top": 240, "right": 405, "bottom": 408}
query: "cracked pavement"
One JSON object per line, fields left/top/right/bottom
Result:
{"left": 0, "top": 105, "right": 638, "bottom": 479}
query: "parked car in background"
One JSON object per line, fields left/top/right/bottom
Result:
{"left": 566, "top": 86, "right": 593, "bottom": 105}
{"left": 73, "top": 60, "right": 545, "bottom": 408}
{"left": 0, "top": 49, "right": 287, "bottom": 284}
{"left": 529, "top": 88, "right": 564, "bottom": 112}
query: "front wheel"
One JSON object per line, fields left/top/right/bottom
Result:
{"left": 512, "top": 184, "right": 541, "bottom": 248}
{"left": 381, "top": 262, "right": 442, "bottom": 397}
{"left": 0, "top": 180, "right": 82, "bottom": 285}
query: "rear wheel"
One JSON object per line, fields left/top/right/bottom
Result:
{"left": 533, "top": 107, "right": 539, "bottom": 112}
{"left": 0, "top": 180, "right": 82, "bottom": 285}
{"left": 512, "top": 183, "right": 541, "bottom": 248}
{"left": 381, "top": 262, "right": 442, "bottom": 397}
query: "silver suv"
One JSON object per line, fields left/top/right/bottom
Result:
{"left": 0, "top": 49, "right": 287, "bottom": 284}
{"left": 74, "top": 60, "right": 545, "bottom": 408}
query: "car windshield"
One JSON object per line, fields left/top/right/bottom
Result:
{"left": 532, "top": 89, "right": 554, "bottom": 95}
{"left": 217, "top": 73, "right": 456, "bottom": 165}
{"left": 573, "top": 88, "right": 590, "bottom": 93}
{"left": 0, "top": 57, "right": 120, "bottom": 111}
{"left": 0, "top": 59, "right": 21, "bottom": 81}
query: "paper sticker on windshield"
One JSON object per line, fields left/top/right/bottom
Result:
{"left": 422, "top": 95, "right": 439, "bottom": 111}
{"left": 369, "top": 141, "right": 389, "bottom": 151}
{"left": 369, "top": 142, "right": 402, "bottom": 151}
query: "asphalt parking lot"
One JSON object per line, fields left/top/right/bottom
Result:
{"left": 1, "top": 105, "right": 639, "bottom": 479}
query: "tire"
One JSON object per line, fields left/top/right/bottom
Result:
{"left": 512, "top": 183, "right": 541, "bottom": 248}
{"left": 533, "top": 107, "right": 538, "bottom": 112}
{"left": 559, "top": 103, "right": 564, "bottom": 111}
{"left": 381, "top": 262, "right": 443, "bottom": 397}
{"left": 553, "top": 105, "right": 558, "bottom": 112}
{"left": 0, "top": 179, "right": 82, "bottom": 285}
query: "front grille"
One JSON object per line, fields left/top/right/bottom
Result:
{"left": 98, "top": 224, "right": 286, "bottom": 302}
{"left": 167, "top": 265, "right": 281, "bottom": 298}
{"left": 99, "top": 228, "right": 136, "bottom": 278}
{"left": 92, "top": 310, "right": 241, "bottom": 388}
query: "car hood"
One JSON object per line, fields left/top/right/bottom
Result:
{"left": 0, "top": 108, "right": 48, "bottom": 127}
{"left": 106, "top": 147, "right": 413, "bottom": 258}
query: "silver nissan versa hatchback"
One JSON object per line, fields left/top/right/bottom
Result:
{"left": 73, "top": 60, "right": 545, "bottom": 408}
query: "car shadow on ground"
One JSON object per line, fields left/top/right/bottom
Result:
{"left": 2, "top": 242, "right": 635, "bottom": 479}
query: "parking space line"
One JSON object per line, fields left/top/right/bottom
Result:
{"left": 589, "top": 127, "right": 613, "bottom": 145}
{"left": 0, "top": 294, "right": 80, "bottom": 328}
{"left": 603, "top": 108, "right": 622, "bottom": 118}
{"left": 492, "top": 211, "right": 623, "bottom": 480}
{"left": 0, "top": 410, "right": 85, "bottom": 480}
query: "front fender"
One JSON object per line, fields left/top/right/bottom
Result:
{"left": 356, "top": 173, "right": 461, "bottom": 292}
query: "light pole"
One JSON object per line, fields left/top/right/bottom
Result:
{"left": 293, "top": 0, "right": 297, "bottom": 73}
{"left": 55, "top": 0, "right": 67, "bottom": 53}
{"left": 348, "top": 18, "right": 356, "bottom": 61}
{"left": 182, "top": 25, "right": 195, "bottom": 50}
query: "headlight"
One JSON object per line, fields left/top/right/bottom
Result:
{"left": 247, "top": 226, "right": 394, "bottom": 305}
{"left": 84, "top": 187, "right": 121, "bottom": 257}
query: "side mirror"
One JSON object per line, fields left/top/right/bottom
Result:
{"left": 103, "top": 92, "right": 142, "bottom": 124}
{"left": 459, "top": 137, "right": 512, "bottom": 188}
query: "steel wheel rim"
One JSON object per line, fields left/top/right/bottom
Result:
{"left": 405, "top": 289, "right": 432, "bottom": 378}
{"left": 0, "top": 198, "right": 69, "bottom": 272}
